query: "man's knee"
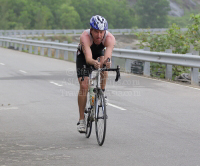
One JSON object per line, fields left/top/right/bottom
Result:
{"left": 78, "top": 78, "right": 88, "bottom": 95}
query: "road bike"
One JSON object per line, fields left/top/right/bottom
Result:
{"left": 81, "top": 58, "right": 120, "bottom": 146}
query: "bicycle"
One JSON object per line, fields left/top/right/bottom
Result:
{"left": 81, "top": 58, "right": 120, "bottom": 146}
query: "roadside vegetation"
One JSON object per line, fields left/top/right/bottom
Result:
{"left": 135, "top": 14, "right": 200, "bottom": 79}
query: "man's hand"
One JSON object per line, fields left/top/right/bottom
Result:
{"left": 104, "top": 58, "right": 111, "bottom": 69}
{"left": 94, "top": 60, "right": 100, "bottom": 69}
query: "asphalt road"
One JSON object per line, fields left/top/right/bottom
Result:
{"left": 0, "top": 47, "right": 200, "bottom": 166}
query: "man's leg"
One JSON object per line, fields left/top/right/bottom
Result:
{"left": 100, "top": 71, "right": 108, "bottom": 90}
{"left": 78, "top": 77, "right": 89, "bottom": 120}
{"left": 77, "top": 77, "right": 89, "bottom": 133}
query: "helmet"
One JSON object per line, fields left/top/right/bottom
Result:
{"left": 90, "top": 15, "right": 108, "bottom": 30}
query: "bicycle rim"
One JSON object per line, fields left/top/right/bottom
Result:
{"left": 95, "top": 90, "right": 106, "bottom": 146}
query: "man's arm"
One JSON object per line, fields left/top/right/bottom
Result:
{"left": 80, "top": 32, "right": 100, "bottom": 69}
{"left": 103, "top": 33, "right": 115, "bottom": 68}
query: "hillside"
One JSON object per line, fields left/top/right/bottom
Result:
{"left": 128, "top": 0, "right": 200, "bottom": 17}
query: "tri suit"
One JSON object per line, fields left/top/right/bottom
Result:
{"left": 76, "top": 29, "right": 108, "bottom": 78}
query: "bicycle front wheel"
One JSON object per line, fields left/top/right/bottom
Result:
{"left": 95, "top": 90, "right": 106, "bottom": 146}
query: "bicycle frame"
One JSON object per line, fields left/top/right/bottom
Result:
{"left": 82, "top": 62, "right": 120, "bottom": 145}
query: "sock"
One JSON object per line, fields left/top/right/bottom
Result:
{"left": 79, "top": 119, "right": 85, "bottom": 124}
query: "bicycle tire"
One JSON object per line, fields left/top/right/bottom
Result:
{"left": 95, "top": 90, "right": 106, "bottom": 146}
{"left": 85, "top": 91, "right": 92, "bottom": 138}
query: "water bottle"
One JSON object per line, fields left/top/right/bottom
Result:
{"left": 90, "top": 80, "right": 95, "bottom": 106}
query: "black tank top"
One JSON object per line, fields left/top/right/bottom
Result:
{"left": 77, "top": 29, "right": 108, "bottom": 59}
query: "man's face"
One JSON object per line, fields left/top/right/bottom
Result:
{"left": 90, "top": 28, "right": 105, "bottom": 45}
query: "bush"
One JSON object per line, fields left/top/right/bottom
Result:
{"left": 135, "top": 14, "right": 200, "bottom": 79}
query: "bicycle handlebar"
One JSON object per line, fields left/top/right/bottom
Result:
{"left": 81, "top": 63, "right": 120, "bottom": 82}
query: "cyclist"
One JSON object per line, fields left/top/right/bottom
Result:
{"left": 76, "top": 15, "right": 116, "bottom": 133}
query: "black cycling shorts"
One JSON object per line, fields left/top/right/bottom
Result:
{"left": 76, "top": 51, "right": 104, "bottom": 78}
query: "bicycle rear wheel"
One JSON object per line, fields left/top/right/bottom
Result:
{"left": 85, "top": 91, "right": 92, "bottom": 138}
{"left": 95, "top": 90, "right": 106, "bottom": 146}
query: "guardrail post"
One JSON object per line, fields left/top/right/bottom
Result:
{"left": 143, "top": 47, "right": 150, "bottom": 76}
{"left": 0, "top": 40, "right": 2, "bottom": 47}
{"left": 19, "top": 42, "right": 22, "bottom": 51}
{"left": 40, "top": 39, "right": 44, "bottom": 56}
{"left": 34, "top": 38, "right": 38, "bottom": 55}
{"left": 111, "top": 56, "right": 115, "bottom": 68}
{"left": 63, "top": 41, "right": 68, "bottom": 60}
{"left": 191, "top": 51, "right": 199, "bottom": 86}
{"left": 74, "top": 52, "right": 77, "bottom": 62}
{"left": 55, "top": 40, "right": 60, "bottom": 58}
{"left": 125, "top": 59, "right": 132, "bottom": 73}
{"left": 5, "top": 41, "right": 7, "bottom": 47}
{"left": 6, "top": 40, "right": 9, "bottom": 48}
{"left": 165, "top": 49, "right": 172, "bottom": 80}
{"left": 9, "top": 41, "right": 12, "bottom": 47}
{"left": 47, "top": 39, "right": 52, "bottom": 57}
{"left": 14, "top": 42, "right": 17, "bottom": 50}
{"left": 23, "top": 42, "right": 27, "bottom": 51}
{"left": 29, "top": 38, "right": 32, "bottom": 53}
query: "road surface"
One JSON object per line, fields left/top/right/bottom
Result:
{"left": 0, "top": 47, "right": 200, "bottom": 166}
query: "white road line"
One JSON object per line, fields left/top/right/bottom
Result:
{"left": 19, "top": 70, "right": 27, "bottom": 74}
{"left": 0, "top": 63, "right": 5, "bottom": 65}
{"left": 0, "top": 107, "right": 19, "bottom": 111}
{"left": 50, "top": 81, "right": 63, "bottom": 87}
{"left": 108, "top": 103, "right": 126, "bottom": 110}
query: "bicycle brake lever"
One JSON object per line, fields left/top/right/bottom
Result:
{"left": 103, "top": 58, "right": 111, "bottom": 68}
{"left": 115, "top": 65, "right": 120, "bottom": 82}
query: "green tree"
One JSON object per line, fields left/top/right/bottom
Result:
{"left": 71, "top": 0, "right": 136, "bottom": 29}
{"left": 135, "top": 13, "right": 200, "bottom": 79}
{"left": 186, "top": 13, "right": 200, "bottom": 50}
{"left": 135, "top": 0, "right": 170, "bottom": 28}
{"left": 0, "top": 0, "right": 136, "bottom": 30}
{"left": 18, "top": 11, "right": 31, "bottom": 29}
{"left": 60, "top": 4, "right": 81, "bottom": 29}
{"left": 35, "top": 0, "right": 73, "bottom": 29}
{"left": 0, "top": 0, "right": 29, "bottom": 29}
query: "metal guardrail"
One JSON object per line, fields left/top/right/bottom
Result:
{"left": 113, "top": 48, "right": 200, "bottom": 68}
{"left": 0, "top": 36, "right": 199, "bottom": 86}
{"left": 0, "top": 28, "right": 188, "bottom": 36}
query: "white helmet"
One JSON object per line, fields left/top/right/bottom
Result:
{"left": 90, "top": 15, "right": 108, "bottom": 30}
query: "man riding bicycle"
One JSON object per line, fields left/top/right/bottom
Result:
{"left": 76, "top": 15, "right": 116, "bottom": 133}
